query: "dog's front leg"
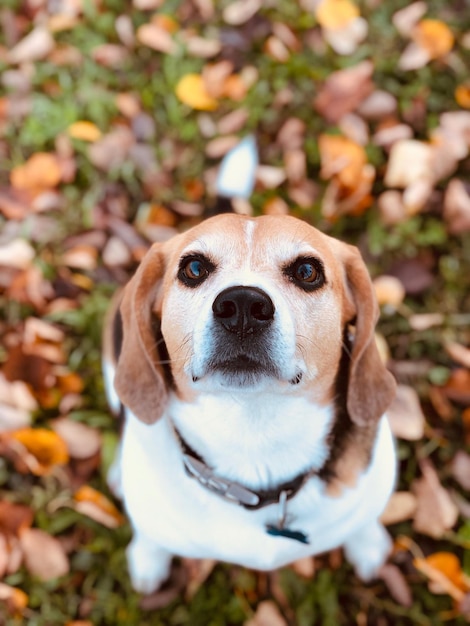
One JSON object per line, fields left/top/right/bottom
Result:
{"left": 127, "top": 532, "right": 173, "bottom": 594}
{"left": 343, "top": 519, "right": 392, "bottom": 581}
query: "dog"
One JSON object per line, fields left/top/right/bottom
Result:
{"left": 102, "top": 212, "right": 397, "bottom": 594}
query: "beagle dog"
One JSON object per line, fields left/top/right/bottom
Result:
{"left": 102, "top": 213, "right": 397, "bottom": 594}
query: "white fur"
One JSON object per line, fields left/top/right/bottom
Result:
{"left": 105, "top": 357, "right": 396, "bottom": 592}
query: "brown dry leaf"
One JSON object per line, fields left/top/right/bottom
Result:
{"left": 0, "top": 534, "right": 23, "bottom": 578}
{"left": 62, "top": 245, "right": 98, "bottom": 270}
{"left": 381, "top": 492, "right": 417, "bottom": 526}
{"left": 74, "top": 485, "right": 125, "bottom": 528}
{"left": 414, "top": 552, "right": 469, "bottom": 601}
{"left": 256, "top": 165, "right": 286, "bottom": 189}
{"left": 0, "top": 374, "right": 37, "bottom": 414}
{"left": 379, "top": 563, "right": 413, "bottom": 607}
{"left": 52, "top": 417, "right": 101, "bottom": 460}
{"left": 175, "top": 73, "right": 218, "bottom": 111}
{"left": 0, "top": 501, "right": 34, "bottom": 536}
{"left": 412, "top": 459, "right": 459, "bottom": 538}
{"left": 20, "top": 528, "right": 69, "bottom": 581}
{"left": 318, "top": 134, "right": 367, "bottom": 189}
{"left": 262, "top": 197, "right": 289, "bottom": 216}
{"left": 444, "top": 179, "right": 470, "bottom": 234}
{"left": 136, "top": 23, "right": 177, "bottom": 54}
{"left": 412, "top": 19, "right": 454, "bottom": 60}
{"left": 314, "top": 60, "right": 373, "bottom": 123}
{"left": 291, "top": 556, "right": 315, "bottom": 578}
{"left": 357, "top": 90, "right": 397, "bottom": 120}
{"left": 245, "top": 601, "right": 287, "bottom": 626}
{"left": 264, "top": 36, "right": 290, "bottom": 62}
{"left": 386, "top": 385, "right": 425, "bottom": 441}
{"left": 7, "top": 427, "right": 69, "bottom": 476}
{"left": 373, "top": 275, "right": 406, "bottom": 309}
{"left": 8, "top": 27, "right": 55, "bottom": 64}
{"left": 223, "top": 0, "right": 262, "bottom": 25}
{"left": 441, "top": 369, "right": 470, "bottom": 404}
{"left": 445, "top": 341, "right": 470, "bottom": 369}
{"left": 392, "top": 2, "right": 427, "bottom": 37}
{"left": 451, "top": 451, "right": 470, "bottom": 491}
{"left": 10, "top": 153, "right": 62, "bottom": 192}
{"left": 183, "top": 558, "right": 217, "bottom": 598}
{"left": 68, "top": 121, "right": 102, "bottom": 142}
{"left": 88, "top": 126, "right": 135, "bottom": 171}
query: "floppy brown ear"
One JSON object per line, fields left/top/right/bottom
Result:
{"left": 113, "top": 244, "right": 169, "bottom": 424}
{"left": 342, "top": 246, "right": 396, "bottom": 426}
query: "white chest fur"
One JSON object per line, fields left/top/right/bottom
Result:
{"left": 119, "top": 393, "right": 396, "bottom": 580}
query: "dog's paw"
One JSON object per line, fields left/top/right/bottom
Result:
{"left": 127, "top": 537, "right": 172, "bottom": 594}
{"left": 344, "top": 521, "right": 392, "bottom": 582}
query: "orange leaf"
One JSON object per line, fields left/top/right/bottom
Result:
{"left": 412, "top": 19, "right": 454, "bottom": 59}
{"left": 0, "top": 582, "right": 28, "bottom": 613}
{"left": 455, "top": 84, "right": 470, "bottom": 109}
{"left": 425, "top": 553, "right": 469, "bottom": 591}
{"left": 68, "top": 121, "right": 102, "bottom": 142}
{"left": 318, "top": 134, "right": 367, "bottom": 189}
{"left": 74, "top": 486, "right": 124, "bottom": 528}
{"left": 316, "top": 0, "right": 360, "bottom": 29}
{"left": 10, "top": 153, "right": 62, "bottom": 192}
{"left": 175, "top": 74, "right": 218, "bottom": 111}
{"left": 9, "top": 428, "right": 69, "bottom": 475}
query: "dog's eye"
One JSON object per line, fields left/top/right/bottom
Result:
{"left": 178, "top": 255, "right": 215, "bottom": 287}
{"left": 285, "top": 257, "right": 325, "bottom": 291}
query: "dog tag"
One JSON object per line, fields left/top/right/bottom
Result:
{"left": 266, "top": 525, "right": 309, "bottom": 545}
{"left": 266, "top": 490, "right": 310, "bottom": 545}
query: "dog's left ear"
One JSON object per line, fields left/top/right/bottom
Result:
{"left": 341, "top": 245, "right": 396, "bottom": 427}
{"left": 114, "top": 244, "right": 168, "bottom": 424}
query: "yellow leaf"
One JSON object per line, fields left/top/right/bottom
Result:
{"left": 316, "top": 0, "right": 360, "bottom": 30}
{"left": 68, "top": 121, "right": 102, "bottom": 142}
{"left": 9, "top": 428, "right": 69, "bottom": 475}
{"left": 455, "top": 84, "right": 470, "bottom": 109}
{"left": 10, "top": 153, "right": 62, "bottom": 192}
{"left": 318, "top": 134, "right": 367, "bottom": 189}
{"left": 74, "top": 485, "right": 124, "bottom": 528}
{"left": 412, "top": 19, "right": 454, "bottom": 59}
{"left": 175, "top": 73, "right": 218, "bottom": 111}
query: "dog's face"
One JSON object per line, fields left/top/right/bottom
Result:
{"left": 115, "top": 214, "right": 395, "bottom": 427}
{"left": 160, "top": 215, "right": 351, "bottom": 401}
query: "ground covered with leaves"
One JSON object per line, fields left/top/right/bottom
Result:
{"left": 0, "top": 0, "right": 470, "bottom": 624}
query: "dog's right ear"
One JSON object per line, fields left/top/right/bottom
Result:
{"left": 114, "top": 244, "right": 169, "bottom": 424}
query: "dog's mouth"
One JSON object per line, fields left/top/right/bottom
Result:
{"left": 193, "top": 354, "right": 303, "bottom": 387}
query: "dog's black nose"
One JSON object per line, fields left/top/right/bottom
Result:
{"left": 212, "top": 286, "right": 275, "bottom": 335}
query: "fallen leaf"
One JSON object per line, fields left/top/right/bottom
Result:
{"left": 314, "top": 60, "right": 374, "bottom": 123}
{"left": 20, "top": 528, "right": 69, "bottom": 581}
{"left": 386, "top": 385, "right": 425, "bottom": 441}
{"left": 68, "top": 121, "right": 102, "bottom": 142}
{"left": 183, "top": 558, "right": 217, "bottom": 598}
{"left": 245, "top": 600, "right": 288, "bottom": 626}
{"left": 264, "top": 36, "right": 290, "bottom": 62}
{"left": 0, "top": 582, "right": 28, "bottom": 614}
{"left": 455, "top": 84, "right": 470, "bottom": 109}
{"left": 451, "top": 451, "right": 470, "bottom": 491}
{"left": 379, "top": 563, "right": 413, "bottom": 607}
{"left": 412, "top": 459, "right": 459, "bottom": 538}
{"left": 392, "top": 2, "right": 427, "bottom": 37}
{"left": 223, "top": 0, "right": 262, "bottom": 25}
{"left": 445, "top": 341, "right": 470, "bottom": 369}
{"left": 440, "top": 369, "right": 470, "bottom": 404}
{"left": 7, "top": 427, "right": 69, "bottom": 475}
{"left": 381, "top": 492, "right": 417, "bottom": 525}
{"left": 175, "top": 73, "right": 218, "bottom": 111}
{"left": 291, "top": 556, "right": 315, "bottom": 578}
{"left": 136, "top": 23, "right": 177, "bottom": 54}
{"left": 74, "top": 485, "right": 124, "bottom": 528}
{"left": 0, "top": 501, "right": 34, "bottom": 536}
{"left": 357, "top": 90, "right": 397, "bottom": 120}
{"left": 8, "top": 27, "right": 55, "bottom": 64}
{"left": 323, "top": 17, "right": 367, "bottom": 55}
{"left": 414, "top": 552, "right": 469, "bottom": 600}
{"left": 315, "top": 0, "right": 359, "bottom": 29}
{"left": 52, "top": 418, "right": 101, "bottom": 460}
{"left": 444, "top": 179, "right": 470, "bottom": 234}
{"left": 0, "top": 239, "right": 35, "bottom": 270}
{"left": 412, "top": 19, "right": 454, "bottom": 60}
{"left": 318, "top": 134, "right": 367, "bottom": 189}
{"left": 10, "top": 153, "right": 62, "bottom": 193}
{"left": 384, "top": 140, "right": 433, "bottom": 188}
{"left": 373, "top": 275, "right": 406, "bottom": 309}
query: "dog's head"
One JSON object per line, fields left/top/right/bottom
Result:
{"left": 114, "top": 214, "right": 395, "bottom": 426}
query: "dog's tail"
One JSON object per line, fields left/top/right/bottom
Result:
{"left": 209, "top": 135, "right": 258, "bottom": 216}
